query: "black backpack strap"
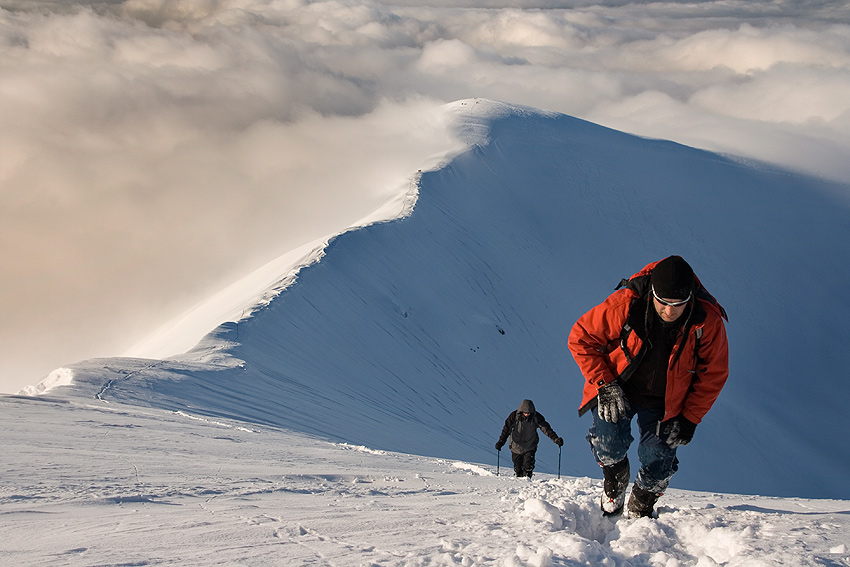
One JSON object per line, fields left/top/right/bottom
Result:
{"left": 616, "top": 300, "right": 649, "bottom": 383}
{"left": 619, "top": 322, "right": 633, "bottom": 363}
{"left": 688, "top": 327, "right": 706, "bottom": 375}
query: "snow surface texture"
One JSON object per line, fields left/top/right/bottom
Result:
{"left": 18, "top": 99, "right": 850, "bottom": 504}
{"left": 2, "top": 395, "right": 849, "bottom": 566}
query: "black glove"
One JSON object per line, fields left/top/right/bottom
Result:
{"left": 597, "top": 382, "right": 629, "bottom": 423}
{"left": 660, "top": 415, "right": 697, "bottom": 448}
{"left": 495, "top": 441, "right": 504, "bottom": 451}
{"left": 555, "top": 437, "right": 564, "bottom": 447}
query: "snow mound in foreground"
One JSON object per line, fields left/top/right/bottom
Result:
{"left": 2, "top": 395, "right": 848, "bottom": 566}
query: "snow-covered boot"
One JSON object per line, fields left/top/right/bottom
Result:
{"left": 600, "top": 458, "right": 629, "bottom": 516}
{"left": 627, "top": 483, "right": 661, "bottom": 518}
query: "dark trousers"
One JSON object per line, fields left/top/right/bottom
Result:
{"left": 587, "top": 404, "right": 679, "bottom": 493}
{"left": 511, "top": 450, "right": 536, "bottom": 477}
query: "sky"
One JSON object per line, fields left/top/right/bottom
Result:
{"left": 3, "top": 0, "right": 850, "bottom": 393}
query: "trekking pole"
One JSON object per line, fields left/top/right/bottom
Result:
{"left": 497, "top": 449, "right": 500, "bottom": 476}
{"left": 557, "top": 445, "right": 562, "bottom": 480}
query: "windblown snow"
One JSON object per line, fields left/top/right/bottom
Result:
{"left": 5, "top": 99, "right": 850, "bottom": 565}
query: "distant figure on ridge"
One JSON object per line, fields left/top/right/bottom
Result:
{"left": 568, "top": 256, "right": 729, "bottom": 518}
{"left": 496, "top": 399, "right": 563, "bottom": 478}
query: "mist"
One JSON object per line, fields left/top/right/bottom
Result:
{"left": 2, "top": 0, "right": 849, "bottom": 393}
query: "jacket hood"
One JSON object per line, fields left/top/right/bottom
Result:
{"left": 518, "top": 399, "right": 536, "bottom": 414}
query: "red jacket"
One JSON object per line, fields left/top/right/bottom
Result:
{"left": 568, "top": 260, "right": 729, "bottom": 424}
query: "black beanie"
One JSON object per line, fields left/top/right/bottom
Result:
{"left": 650, "top": 256, "right": 694, "bottom": 300}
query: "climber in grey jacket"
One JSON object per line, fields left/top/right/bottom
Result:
{"left": 496, "top": 399, "right": 563, "bottom": 478}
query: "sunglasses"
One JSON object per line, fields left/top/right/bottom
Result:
{"left": 651, "top": 286, "right": 692, "bottom": 307}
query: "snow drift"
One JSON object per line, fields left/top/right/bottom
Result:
{"left": 42, "top": 99, "right": 850, "bottom": 500}
{"left": 4, "top": 394, "right": 848, "bottom": 566}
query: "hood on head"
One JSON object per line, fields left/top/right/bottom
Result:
{"left": 518, "top": 399, "right": 535, "bottom": 414}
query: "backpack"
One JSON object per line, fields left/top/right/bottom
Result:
{"left": 613, "top": 268, "right": 727, "bottom": 381}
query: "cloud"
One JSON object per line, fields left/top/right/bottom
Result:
{"left": 1, "top": 0, "right": 850, "bottom": 391}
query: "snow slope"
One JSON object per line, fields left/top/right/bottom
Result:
{"left": 2, "top": 394, "right": 849, "bottom": 566}
{"left": 24, "top": 99, "right": 850, "bottom": 505}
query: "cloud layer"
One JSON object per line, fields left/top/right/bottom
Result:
{"left": 2, "top": 0, "right": 849, "bottom": 392}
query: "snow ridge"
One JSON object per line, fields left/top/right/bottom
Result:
{"left": 28, "top": 99, "right": 850, "bottom": 501}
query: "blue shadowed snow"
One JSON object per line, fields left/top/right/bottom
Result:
{"left": 56, "top": 100, "right": 850, "bottom": 499}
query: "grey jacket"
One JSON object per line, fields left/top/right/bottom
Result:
{"left": 497, "top": 399, "right": 560, "bottom": 454}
